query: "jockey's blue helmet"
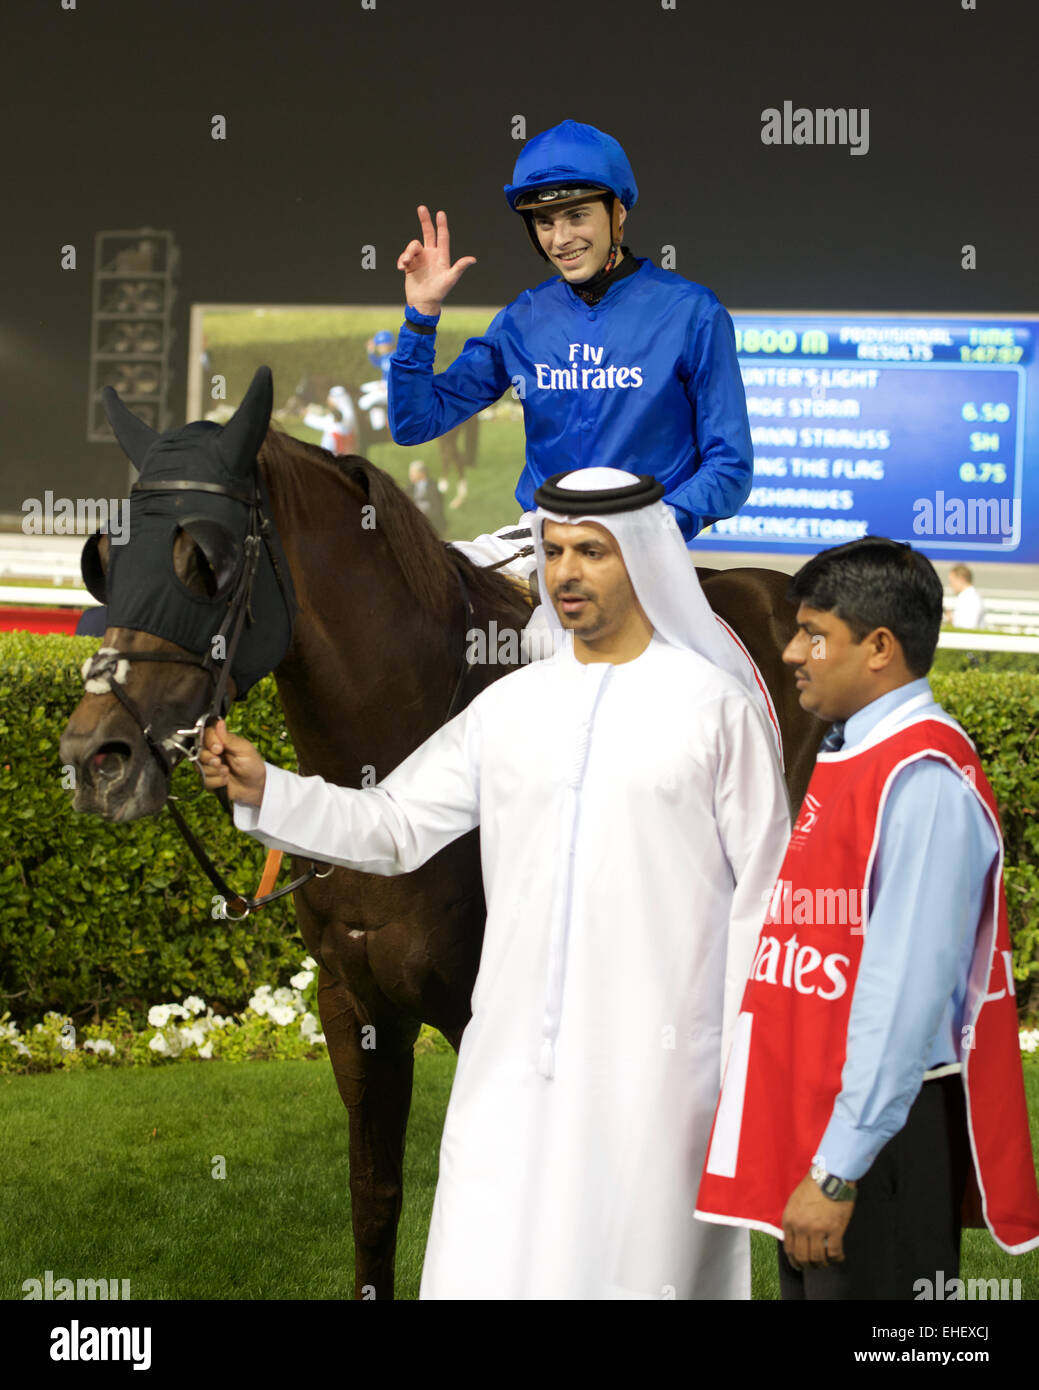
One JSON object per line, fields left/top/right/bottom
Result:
{"left": 504, "top": 120, "right": 638, "bottom": 260}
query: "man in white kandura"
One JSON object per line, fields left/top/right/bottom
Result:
{"left": 200, "top": 467, "right": 791, "bottom": 1300}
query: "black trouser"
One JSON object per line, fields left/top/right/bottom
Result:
{"left": 778, "top": 1074, "right": 970, "bottom": 1300}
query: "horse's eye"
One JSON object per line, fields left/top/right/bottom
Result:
{"left": 173, "top": 519, "right": 240, "bottom": 598}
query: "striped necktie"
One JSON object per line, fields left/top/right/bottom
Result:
{"left": 819, "top": 721, "right": 845, "bottom": 752}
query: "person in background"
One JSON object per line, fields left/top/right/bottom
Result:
{"left": 302, "top": 387, "right": 358, "bottom": 457}
{"left": 75, "top": 604, "right": 107, "bottom": 637}
{"left": 946, "top": 563, "right": 986, "bottom": 629}
{"left": 367, "top": 329, "right": 395, "bottom": 381}
{"left": 407, "top": 458, "right": 445, "bottom": 535}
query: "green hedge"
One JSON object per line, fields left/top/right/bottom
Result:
{"left": 931, "top": 670, "right": 1039, "bottom": 1015}
{"left": 931, "top": 648, "right": 1039, "bottom": 676}
{"left": 1, "top": 633, "right": 303, "bottom": 1027}
{"left": 2, "top": 634, "right": 1038, "bottom": 1026}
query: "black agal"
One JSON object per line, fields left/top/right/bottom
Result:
{"left": 533, "top": 472, "right": 665, "bottom": 514}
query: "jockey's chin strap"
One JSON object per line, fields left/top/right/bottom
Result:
{"left": 80, "top": 477, "right": 330, "bottom": 919}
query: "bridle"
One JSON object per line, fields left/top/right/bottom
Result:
{"left": 80, "top": 476, "right": 328, "bottom": 919}
{"left": 79, "top": 477, "right": 514, "bottom": 918}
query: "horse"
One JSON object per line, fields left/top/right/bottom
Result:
{"left": 60, "top": 367, "right": 823, "bottom": 1298}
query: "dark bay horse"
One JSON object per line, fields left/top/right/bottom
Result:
{"left": 60, "top": 368, "right": 822, "bottom": 1298}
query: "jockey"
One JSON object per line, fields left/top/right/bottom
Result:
{"left": 388, "top": 119, "right": 754, "bottom": 574}
{"left": 366, "top": 329, "right": 395, "bottom": 380}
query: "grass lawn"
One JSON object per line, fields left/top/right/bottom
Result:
{"left": 3, "top": 1057, "right": 1037, "bottom": 1301}
{"left": 0, "top": 1057, "right": 450, "bottom": 1301}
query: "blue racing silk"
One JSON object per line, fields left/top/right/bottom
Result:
{"left": 387, "top": 258, "right": 753, "bottom": 544}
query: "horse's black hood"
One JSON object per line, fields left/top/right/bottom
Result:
{"left": 86, "top": 367, "right": 297, "bottom": 697}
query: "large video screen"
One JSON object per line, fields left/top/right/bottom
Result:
{"left": 701, "top": 312, "right": 1036, "bottom": 564}
{"left": 189, "top": 307, "right": 1036, "bottom": 564}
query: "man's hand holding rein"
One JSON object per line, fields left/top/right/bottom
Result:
{"left": 200, "top": 718, "right": 267, "bottom": 808}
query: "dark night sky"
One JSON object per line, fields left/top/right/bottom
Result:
{"left": 3, "top": 0, "right": 1037, "bottom": 506}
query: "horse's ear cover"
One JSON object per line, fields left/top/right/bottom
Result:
{"left": 89, "top": 367, "right": 296, "bottom": 696}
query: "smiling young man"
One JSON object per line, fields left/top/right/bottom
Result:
{"left": 387, "top": 120, "right": 753, "bottom": 559}
{"left": 694, "top": 537, "right": 1039, "bottom": 1298}
{"left": 200, "top": 468, "right": 790, "bottom": 1300}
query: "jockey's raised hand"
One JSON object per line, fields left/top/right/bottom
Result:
{"left": 397, "top": 206, "right": 476, "bottom": 317}
{"left": 200, "top": 718, "right": 267, "bottom": 807}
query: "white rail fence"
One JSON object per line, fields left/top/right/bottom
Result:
{"left": 2, "top": 542, "right": 1038, "bottom": 652}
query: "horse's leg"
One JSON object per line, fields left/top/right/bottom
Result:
{"left": 317, "top": 967, "right": 420, "bottom": 1300}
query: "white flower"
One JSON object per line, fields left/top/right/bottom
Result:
{"left": 168, "top": 1004, "right": 189, "bottom": 1019}
{"left": 289, "top": 970, "right": 314, "bottom": 991}
{"left": 198, "top": 1041, "right": 213, "bottom": 1059}
{"left": 180, "top": 1024, "right": 206, "bottom": 1049}
{"left": 210, "top": 1015, "right": 229, "bottom": 1029}
{"left": 273, "top": 987, "right": 295, "bottom": 1006}
{"left": 1020, "top": 1029, "right": 1039, "bottom": 1054}
{"left": 83, "top": 1038, "right": 116, "bottom": 1055}
{"left": 249, "top": 992, "right": 270, "bottom": 1016}
{"left": 149, "top": 1034, "right": 169, "bottom": 1054}
{"left": 301, "top": 956, "right": 317, "bottom": 971}
{"left": 148, "top": 1006, "right": 171, "bottom": 1028}
{"left": 299, "top": 1013, "right": 325, "bottom": 1044}
{"left": 182, "top": 996, "right": 206, "bottom": 1016}
{"left": 269, "top": 1004, "right": 296, "bottom": 1026}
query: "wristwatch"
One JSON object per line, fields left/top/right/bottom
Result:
{"left": 810, "top": 1164, "right": 857, "bottom": 1202}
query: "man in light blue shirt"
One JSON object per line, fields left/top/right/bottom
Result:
{"left": 778, "top": 537, "right": 1001, "bottom": 1298}
{"left": 812, "top": 677, "right": 996, "bottom": 1184}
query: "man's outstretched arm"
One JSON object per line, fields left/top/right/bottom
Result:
{"left": 200, "top": 713, "right": 482, "bottom": 877}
